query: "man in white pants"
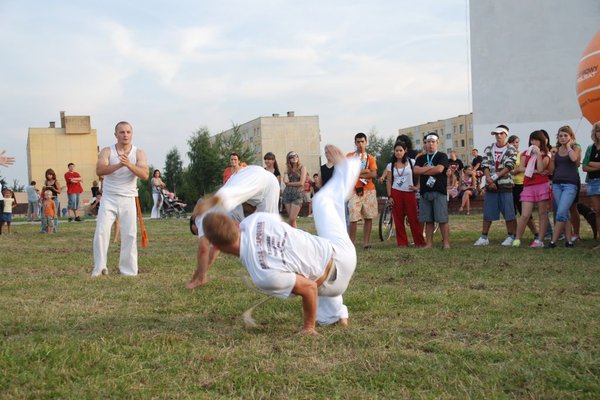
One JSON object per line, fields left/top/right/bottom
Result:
{"left": 202, "top": 145, "right": 359, "bottom": 335}
{"left": 92, "top": 121, "right": 149, "bottom": 277}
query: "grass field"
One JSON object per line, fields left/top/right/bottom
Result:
{"left": 1, "top": 214, "right": 599, "bottom": 399}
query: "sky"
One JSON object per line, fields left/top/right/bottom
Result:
{"left": 0, "top": 0, "right": 472, "bottom": 186}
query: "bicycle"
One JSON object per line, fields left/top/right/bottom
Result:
{"left": 378, "top": 194, "right": 439, "bottom": 242}
{"left": 378, "top": 198, "right": 394, "bottom": 241}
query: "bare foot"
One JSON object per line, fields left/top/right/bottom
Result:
{"left": 185, "top": 279, "right": 205, "bottom": 289}
{"left": 338, "top": 318, "right": 349, "bottom": 327}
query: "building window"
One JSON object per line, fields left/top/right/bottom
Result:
{"left": 460, "top": 124, "right": 464, "bottom": 134}
{"left": 446, "top": 133, "right": 451, "bottom": 140}
{"left": 469, "top": 138, "right": 474, "bottom": 146}
{"left": 461, "top": 139, "right": 465, "bottom": 147}
{"left": 415, "top": 139, "right": 421, "bottom": 145}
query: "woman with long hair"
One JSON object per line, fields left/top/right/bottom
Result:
{"left": 263, "top": 152, "right": 281, "bottom": 185}
{"left": 548, "top": 125, "right": 581, "bottom": 248}
{"left": 458, "top": 165, "right": 477, "bottom": 215}
{"left": 582, "top": 122, "right": 600, "bottom": 249}
{"left": 282, "top": 151, "right": 307, "bottom": 228}
{"left": 385, "top": 141, "right": 425, "bottom": 247}
{"left": 508, "top": 135, "right": 538, "bottom": 239}
{"left": 150, "top": 169, "right": 166, "bottom": 219}
{"left": 42, "top": 168, "right": 61, "bottom": 233}
{"left": 513, "top": 130, "right": 552, "bottom": 248}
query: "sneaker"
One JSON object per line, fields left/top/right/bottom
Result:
{"left": 571, "top": 235, "right": 580, "bottom": 242}
{"left": 501, "top": 236, "right": 514, "bottom": 246}
{"left": 511, "top": 239, "right": 521, "bottom": 247}
{"left": 68, "top": 217, "right": 73, "bottom": 222}
{"left": 565, "top": 241, "right": 574, "bottom": 248}
{"left": 75, "top": 217, "right": 82, "bottom": 222}
{"left": 558, "top": 233, "right": 565, "bottom": 241}
{"left": 544, "top": 233, "right": 552, "bottom": 241}
{"left": 530, "top": 239, "right": 544, "bottom": 248}
{"left": 548, "top": 241, "right": 557, "bottom": 249}
{"left": 473, "top": 237, "right": 489, "bottom": 246}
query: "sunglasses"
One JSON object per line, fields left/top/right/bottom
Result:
{"left": 288, "top": 154, "right": 298, "bottom": 159}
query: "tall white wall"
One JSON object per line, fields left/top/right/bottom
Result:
{"left": 470, "top": 0, "right": 600, "bottom": 154}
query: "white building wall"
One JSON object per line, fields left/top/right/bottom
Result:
{"left": 470, "top": 0, "right": 600, "bottom": 156}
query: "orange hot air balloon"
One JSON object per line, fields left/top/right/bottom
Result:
{"left": 577, "top": 30, "right": 600, "bottom": 125}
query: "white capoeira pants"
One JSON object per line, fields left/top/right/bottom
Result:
{"left": 314, "top": 158, "right": 360, "bottom": 323}
{"left": 92, "top": 194, "right": 138, "bottom": 276}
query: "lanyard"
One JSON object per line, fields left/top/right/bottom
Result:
{"left": 426, "top": 151, "right": 437, "bottom": 166}
{"left": 356, "top": 151, "right": 368, "bottom": 169}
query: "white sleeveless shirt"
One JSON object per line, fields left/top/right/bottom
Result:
{"left": 102, "top": 144, "right": 139, "bottom": 197}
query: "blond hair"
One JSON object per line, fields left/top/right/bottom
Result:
{"left": 557, "top": 125, "right": 576, "bottom": 144}
{"left": 592, "top": 122, "right": 600, "bottom": 145}
{"left": 203, "top": 212, "right": 239, "bottom": 247}
{"left": 285, "top": 151, "right": 303, "bottom": 175}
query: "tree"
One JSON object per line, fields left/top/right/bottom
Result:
{"left": 366, "top": 130, "right": 396, "bottom": 197}
{"left": 137, "top": 166, "right": 154, "bottom": 213}
{"left": 183, "top": 127, "right": 222, "bottom": 202}
{"left": 163, "top": 147, "right": 184, "bottom": 193}
{"left": 214, "top": 123, "right": 256, "bottom": 169}
{"left": 10, "top": 179, "right": 25, "bottom": 192}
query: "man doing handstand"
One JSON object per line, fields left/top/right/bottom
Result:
{"left": 202, "top": 145, "right": 360, "bottom": 335}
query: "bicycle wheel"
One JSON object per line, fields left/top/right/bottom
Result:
{"left": 379, "top": 203, "right": 394, "bottom": 241}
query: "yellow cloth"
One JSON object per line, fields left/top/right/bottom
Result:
{"left": 512, "top": 152, "right": 525, "bottom": 185}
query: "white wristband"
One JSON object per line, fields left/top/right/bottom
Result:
{"left": 491, "top": 173, "right": 498, "bottom": 181}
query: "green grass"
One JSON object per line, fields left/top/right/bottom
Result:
{"left": 1, "top": 215, "right": 599, "bottom": 399}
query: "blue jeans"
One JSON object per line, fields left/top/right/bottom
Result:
{"left": 552, "top": 183, "right": 578, "bottom": 222}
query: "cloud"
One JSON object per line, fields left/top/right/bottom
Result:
{"left": 0, "top": 0, "right": 471, "bottom": 185}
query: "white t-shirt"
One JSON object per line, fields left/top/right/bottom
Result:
{"left": 492, "top": 144, "right": 508, "bottom": 170}
{"left": 3, "top": 197, "right": 15, "bottom": 213}
{"left": 239, "top": 213, "right": 333, "bottom": 299}
{"left": 386, "top": 159, "right": 415, "bottom": 192}
{"left": 196, "top": 165, "right": 280, "bottom": 238}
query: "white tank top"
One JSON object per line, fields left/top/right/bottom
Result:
{"left": 102, "top": 144, "right": 139, "bottom": 197}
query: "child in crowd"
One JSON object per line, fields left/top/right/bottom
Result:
{"left": 513, "top": 130, "right": 552, "bottom": 248}
{"left": 42, "top": 189, "right": 57, "bottom": 234}
{"left": 1, "top": 188, "right": 17, "bottom": 235}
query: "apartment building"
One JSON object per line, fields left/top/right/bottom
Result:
{"left": 27, "top": 111, "right": 98, "bottom": 186}
{"left": 397, "top": 113, "right": 473, "bottom": 163}
{"left": 215, "top": 111, "right": 322, "bottom": 177}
